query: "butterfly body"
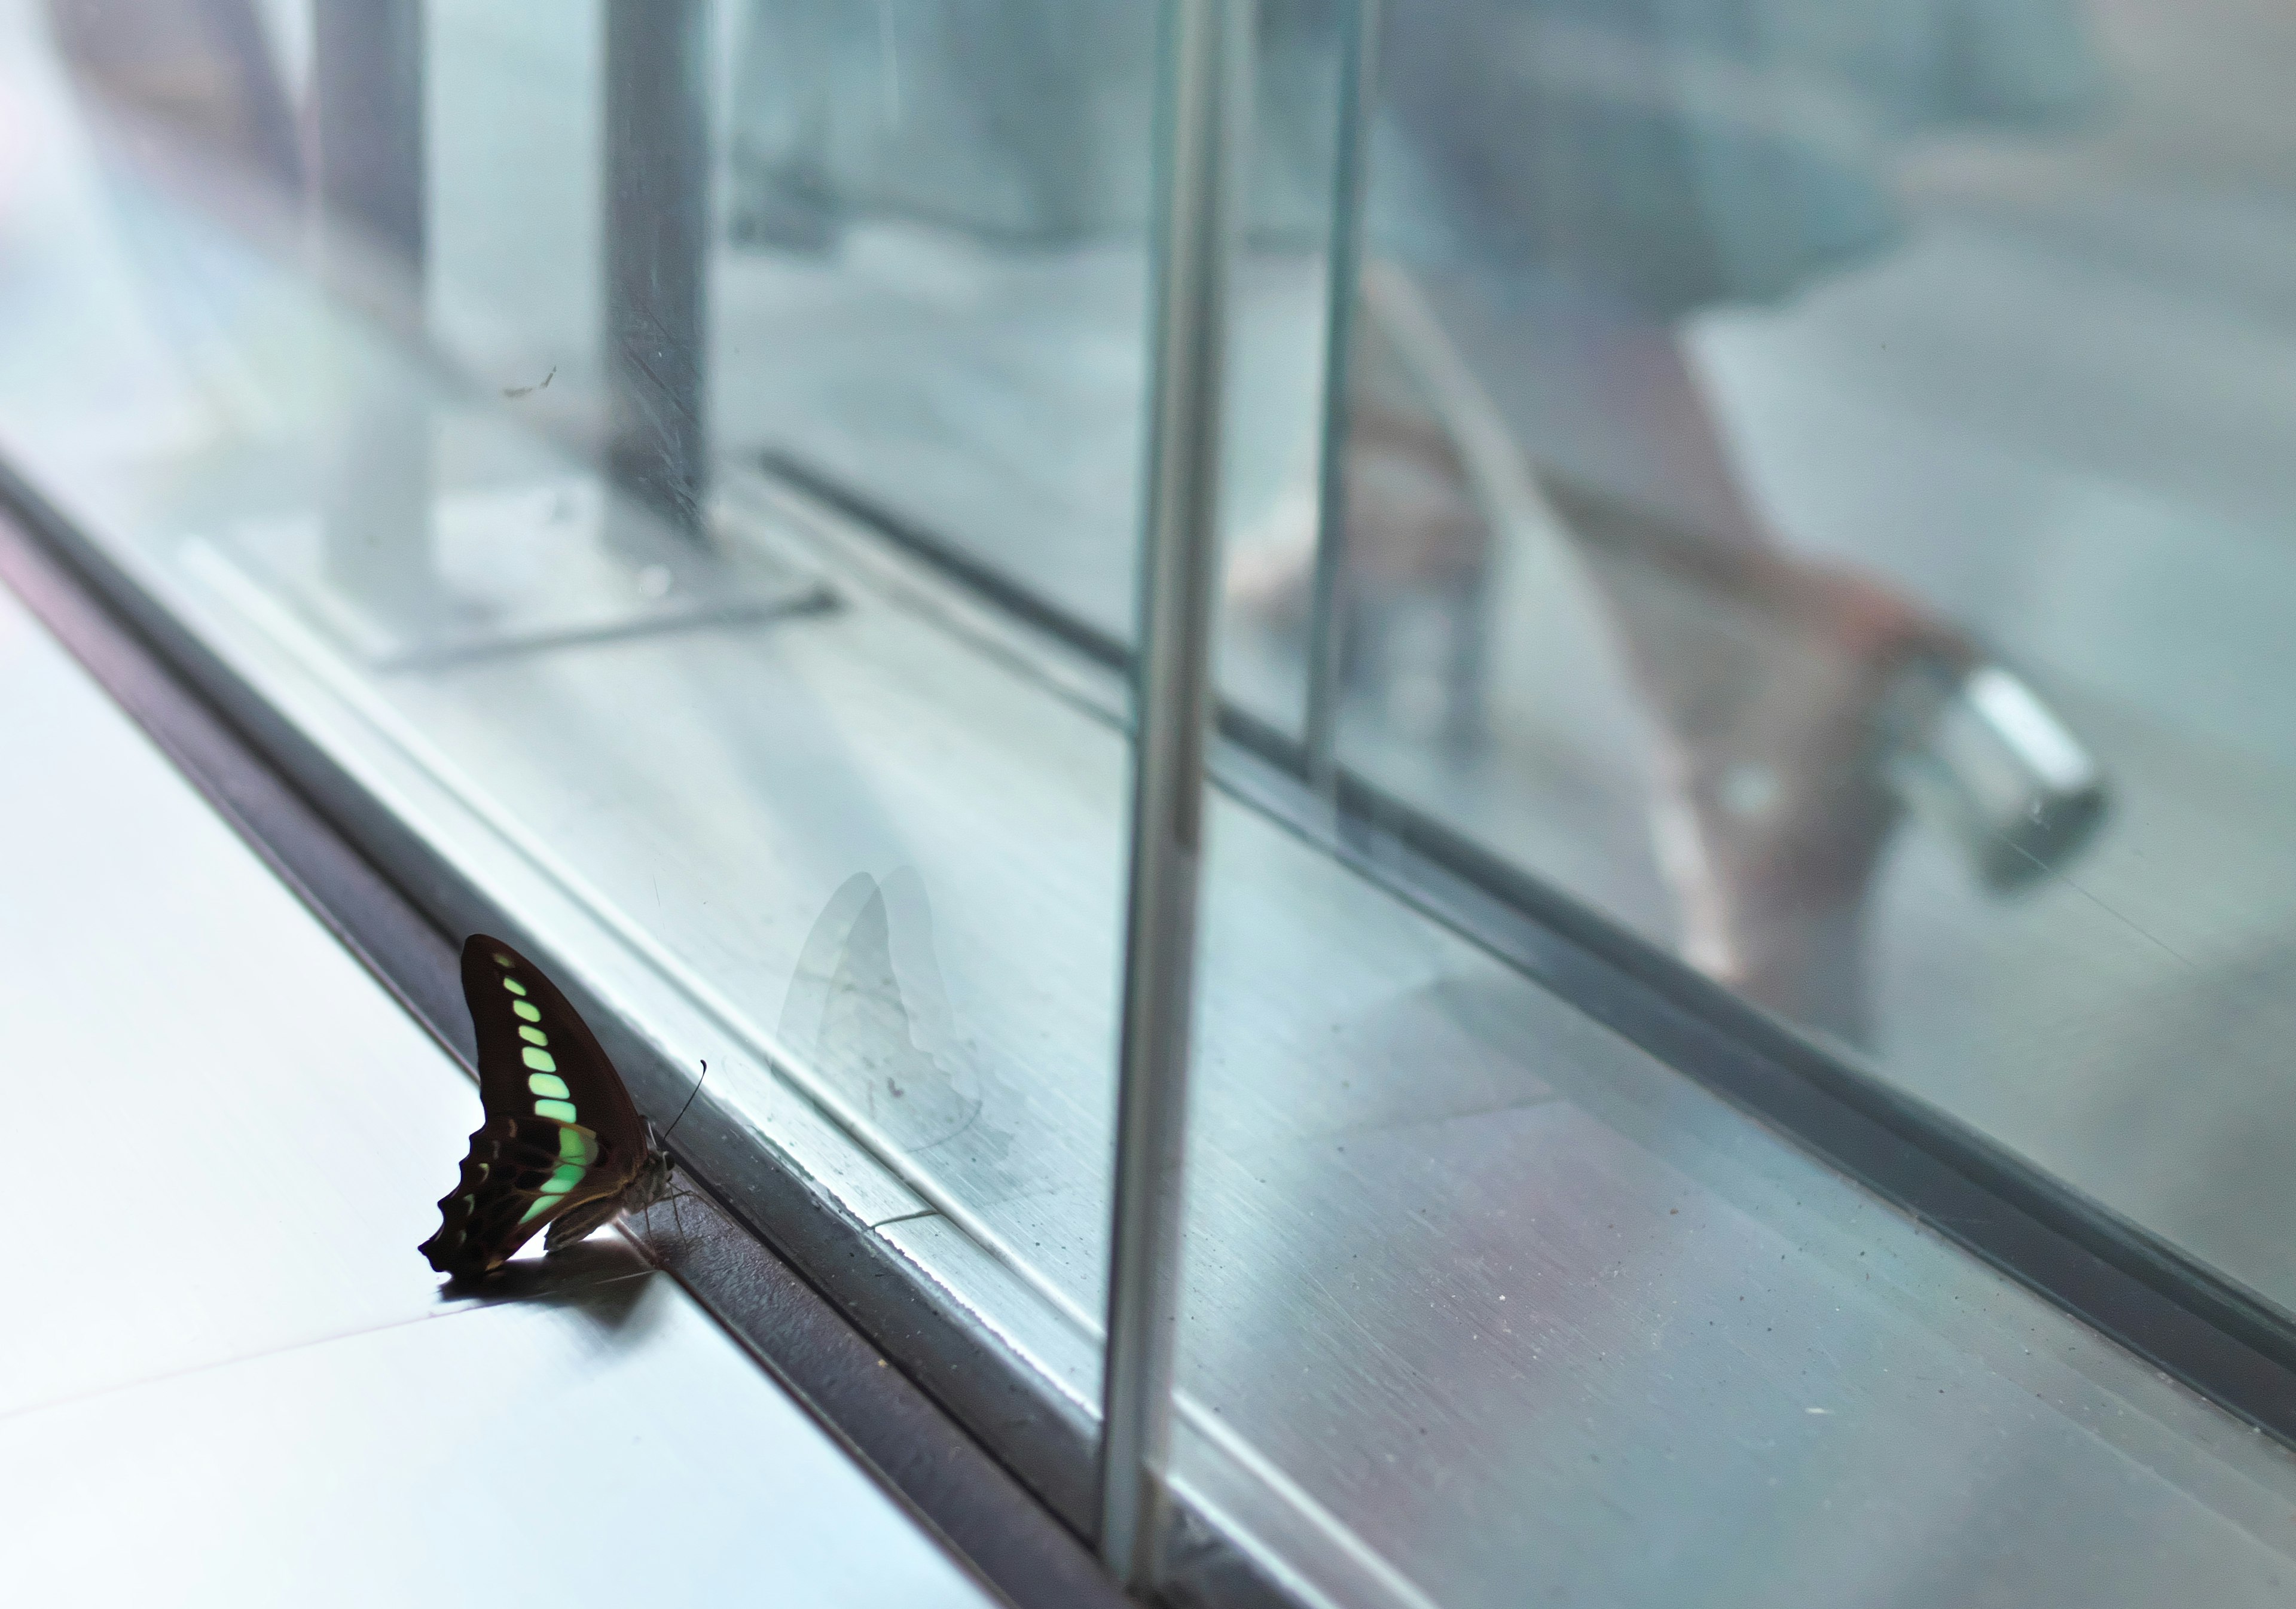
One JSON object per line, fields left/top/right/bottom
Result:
{"left": 420, "top": 935, "right": 671, "bottom": 1281}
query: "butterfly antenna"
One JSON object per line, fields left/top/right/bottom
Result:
{"left": 639, "top": 1061, "right": 710, "bottom": 1246}
{"left": 661, "top": 1058, "right": 710, "bottom": 1146}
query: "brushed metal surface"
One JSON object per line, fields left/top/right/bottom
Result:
{"left": 1167, "top": 1041, "right": 2296, "bottom": 1608}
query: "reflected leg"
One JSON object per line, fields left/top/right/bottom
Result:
{"left": 1246, "top": 264, "right": 2105, "bottom": 1043}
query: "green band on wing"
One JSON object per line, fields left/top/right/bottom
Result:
{"left": 560, "top": 1128, "right": 597, "bottom": 1165}
{"left": 512, "top": 1000, "right": 542, "bottom": 1023}
{"left": 533, "top": 1098, "right": 578, "bottom": 1122}
{"left": 493, "top": 953, "right": 514, "bottom": 969}
{"left": 518, "top": 1025, "right": 548, "bottom": 1047}
{"left": 527, "top": 1072, "right": 570, "bottom": 1099}
{"left": 519, "top": 1191, "right": 566, "bottom": 1225}
{"left": 521, "top": 1046, "right": 558, "bottom": 1073}
{"left": 502, "top": 978, "right": 529, "bottom": 997}
{"left": 545, "top": 1162, "right": 587, "bottom": 1192}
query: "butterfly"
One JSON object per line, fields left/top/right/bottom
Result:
{"left": 420, "top": 935, "right": 677, "bottom": 1280}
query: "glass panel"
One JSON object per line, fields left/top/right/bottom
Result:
{"left": 708, "top": 1, "right": 1344, "bottom": 750}
{"left": 0, "top": 0, "right": 1183, "bottom": 1476}
{"left": 1217, "top": 0, "right": 2296, "bottom": 1314}
{"left": 1211, "top": 0, "right": 1349, "bottom": 741}
{"left": 430, "top": 1, "right": 602, "bottom": 448}
{"left": 1165, "top": 1, "right": 2296, "bottom": 1602}
{"left": 1170, "top": 777, "right": 2296, "bottom": 1606}
{"left": 720, "top": 1, "right": 1164, "bottom": 650}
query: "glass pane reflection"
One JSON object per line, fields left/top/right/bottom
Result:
{"left": 1180, "top": 0, "right": 2296, "bottom": 1598}
{"left": 1219, "top": 0, "right": 2296, "bottom": 1308}
{"left": 10, "top": 0, "right": 1180, "bottom": 1470}
{"left": 720, "top": 1, "right": 1166, "bottom": 647}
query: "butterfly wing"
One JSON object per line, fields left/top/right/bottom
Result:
{"left": 419, "top": 934, "right": 651, "bottom": 1279}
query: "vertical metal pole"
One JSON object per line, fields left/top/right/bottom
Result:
{"left": 1300, "top": 0, "right": 1380, "bottom": 799}
{"left": 312, "top": 1, "right": 426, "bottom": 300}
{"left": 311, "top": 0, "right": 432, "bottom": 606}
{"left": 1097, "top": 0, "right": 1244, "bottom": 1592}
{"left": 604, "top": 0, "right": 712, "bottom": 538}
{"left": 201, "top": 0, "right": 307, "bottom": 194}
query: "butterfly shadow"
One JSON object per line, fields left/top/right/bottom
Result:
{"left": 432, "top": 1234, "right": 662, "bottom": 1341}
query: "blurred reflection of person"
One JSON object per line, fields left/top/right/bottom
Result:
{"left": 735, "top": 0, "right": 2109, "bottom": 1041}
{"left": 42, "top": 0, "right": 299, "bottom": 193}
{"left": 1342, "top": 0, "right": 2109, "bottom": 1040}
{"left": 40, "top": 0, "right": 305, "bottom": 426}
